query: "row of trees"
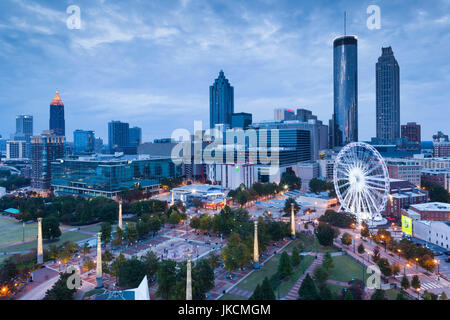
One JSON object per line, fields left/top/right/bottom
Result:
{"left": 0, "top": 173, "right": 30, "bottom": 191}
{"left": 308, "top": 178, "right": 336, "bottom": 197}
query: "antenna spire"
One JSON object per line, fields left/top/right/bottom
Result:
{"left": 344, "top": 11, "right": 346, "bottom": 35}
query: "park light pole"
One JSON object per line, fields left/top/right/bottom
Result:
{"left": 433, "top": 259, "right": 440, "bottom": 280}
{"left": 22, "top": 221, "right": 25, "bottom": 242}
{"left": 415, "top": 257, "right": 419, "bottom": 270}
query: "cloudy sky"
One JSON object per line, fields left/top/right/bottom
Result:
{"left": 0, "top": 0, "right": 449, "bottom": 143}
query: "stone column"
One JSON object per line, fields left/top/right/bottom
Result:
{"left": 186, "top": 254, "right": 192, "bottom": 300}
{"left": 37, "top": 218, "right": 43, "bottom": 264}
{"left": 96, "top": 232, "right": 103, "bottom": 288}
{"left": 291, "top": 203, "right": 296, "bottom": 239}
{"left": 118, "top": 201, "right": 123, "bottom": 230}
{"left": 253, "top": 220, "right": 260, "bottom": 269}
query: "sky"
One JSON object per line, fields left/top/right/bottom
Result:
{"left": 0, "top": 0, "right": 449, "bottom": 143}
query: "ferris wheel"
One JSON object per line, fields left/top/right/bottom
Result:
{"left": 333, "top": 142, "right": 390, "bottom": 224}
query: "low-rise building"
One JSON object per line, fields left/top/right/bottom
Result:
{"left": 402, "top": 202, "right": 450, "bottom": 221}
{"left": 421, "top": 168, "right": 450, "bottom": 192}
{"left": 296, "top": 161, "right": 319, "bottom": 190}
{"left": 170, "top": 184, "right": 227, "bottom": 208}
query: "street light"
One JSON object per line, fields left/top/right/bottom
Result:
{"left": 433, "top": 259, "right": 440, "bottom": 280}
{"left": 415, "top": 257, "right": 419, "bottom": 270}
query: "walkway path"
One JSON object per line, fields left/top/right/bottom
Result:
{"left": 284, "top": 253, "right": 323, "bottom": 300}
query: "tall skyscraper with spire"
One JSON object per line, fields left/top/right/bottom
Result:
{"left": 49, "top": 90, "right": 65, "bottom": 136}
{"left": 209, "top": 70, "right": 234, "bottom": 129}
{"left": 332, "top": 35, "right": 358, "bottom": 148}
{"left": 376, "top": 46, "right": 400, "bottom": 143}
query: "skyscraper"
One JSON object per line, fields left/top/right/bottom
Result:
{"left": 210, "top": 70, "right": 234, "bottom": 128}
{"left": 74, "top": 130, "right": 95, "bottom": 155}
{"left": 332, "top": 35, "right": 358, "bottom": 147}
{"left": 49, "top": 90, "right": 65, "bottom": 136}
{"left": 401, "top": 122, "right": 421, "bottom": 151}
{"left": 31, "top": 130, "right": 65, "bottom": 190}
{"left": 274, "top": 109, "right": 296, "bottom": 122}
{"left": 129, "top": 126, "right": 142, "bottom": 146}
{"left": 376, "top": 47, "right": 400, "bottom": 143}
{"left": 108, "top": 121, "right": 129, "bottom": 153}
{"left": 15, "top": 115, "right": 33, "bottom": 140}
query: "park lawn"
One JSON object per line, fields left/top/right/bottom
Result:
{"left": 236, "top": 238, "right": 314, "bottom": 297}
{"left": 325, "top": 282, "right": 346, "bottom": 297}
{"left": 295, "top": 232, "right": 338, "bottom": 253}
{"left": 79, "top": 224, "right": 103, "bottom": 233}
{"left": 328, "top": 255, "right": 365, "bottom": 283}
{"left": 0, "top": 217, "right": 37, "bottom": 247}
{"left": 220, "top": 293, "right": 248, "bottom": 300}
{"left": 0, "top": 231, "right": 93, "bottom": 253}
{"left": 385, "top": 288, "right": 407, "bottom": 300}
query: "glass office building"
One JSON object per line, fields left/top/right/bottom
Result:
{"left": 74, "top": 130, "right": 95, "bottom": 155}
{"left": 376, "top": 46, "right": 400, "bottom": 143}
{"left": 51, "top": 155, "right": 181, "bottom": 198}
{"left": 332, "top": 35, "right": 358, "bottom": 147}
{"left": 210, "top": 70, "right": 234, "bottom": 128}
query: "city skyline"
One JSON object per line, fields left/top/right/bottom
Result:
{"left": 0, "top": 0, "right": 449, "bottom": 142}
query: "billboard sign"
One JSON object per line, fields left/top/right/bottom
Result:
{"left": 401, "top": 215, "right": 413, "bottom": 236}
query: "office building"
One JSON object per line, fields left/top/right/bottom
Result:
{"left": 210, "top": 70, "right": 234, "bottom": 128}
{"left": 51, "top": 154, "right": 180, "bottom": 198}
{"left": 231, "top": 113, "right": 252, "bottom": 129}
{"left": 129, "top": 127, "right": 142, "bottom": 147}
{"left": 274, "top": 109, "right": 296, "bottom": 122}
{"left": 296, "top": 161, "right": 320, "bottom": 190}
{"left": 6, "top": 140, "right": 27, "bottom": 159}
{"left": 386, "top": 159, "right": 422, "bottom": 187}
{"left": 74, "top": 130, "right": 95, "bottom": 155}
{"left": 376, "top": 47, "right": 400, "bottom": 143}
{"left": 31, "top": 130, "right": 65, "bottom": 191}
{"left": 332, "top": 35, "right": 358, "bottom": 147}
{"left": 401, "top": 122, "right": 421, "bottom": 151}
{"left": 94, "top": 138, "right": 104, "bottom": 153}
{"left": 402, "top": 202, "right": 450, "bottom": 222}
{"left": 49, "top": 90, "right": 65, "bottom": 136}
{"left": 108, "top": 121, "right": 130, "bottom": 153}
{"left": 421, "top": 168, "right": 450, "bottom": 192}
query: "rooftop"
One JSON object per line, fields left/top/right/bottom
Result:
{"left": 50, "top": 90, "right": 64, "bottom": 106}
{"left": 410, "top": 202, "right": 450, "bottom": 212}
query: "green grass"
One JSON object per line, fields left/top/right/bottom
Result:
{"left": 79, "top": 224, "right": 103, "bottom": 233}
{"left": 295, "top": 232, "right": 338, "bottom": 253}
{"left": 328, "top": 255, "right": 365, "bottom": 283}
{"left": 219, "top": 293, "right": 248, "bottom": 300}
{"left": 236, "top": 238, "right": 314, "bottom": 297}
{"left": 385, "top": 288, "right": 408, "bottom": 300}
{"left": 0, "top": 231, "right": 93, "bottom": 253}
{"left": 0, "top": 216, "right": 37, "bottom": 247}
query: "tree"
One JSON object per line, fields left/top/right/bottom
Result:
{"left": 396, "top": 290, "right": 408, "bottom": 300}
{"left": 357, "top": 243, "right": 365, "bottom": 255}
{"left": 190, "top": 216, "right": 200, "bottom": 231}
{"left": 377, "top": 258, "right": 392, "bottom": 277}
{"left": 141, "top": 251, "right": 159, "bottom": 279}
{"left": 280, "top": 171, "right": 301, "bottom": 191}
{"left": 341, "top": 232, "right": 352, "bottom": 246}
{"left": 298, "top": 273, "right": 319, "bottom": 300}
{"left": 411, "top": 275, "right": 421, "bottom": 290}
{"left": 360, "top": 223, "right": 370, "bottom": 239}
{"left": 278, "top": 251, "right": 293, "bottom": 279}
{"left": 102, "top": 250, "right": 114, "bottom": 262}
{"left": 401, "top": 275, "right": 410, "bottom": 290}
{"left": 422, "top": 290, "right": 438, "bottom": 300}
{"left": 250, "top": 277, "right": 275, "bottom": 300}
{"left": 440, "top": 292, "right": 448, "bottom": 300}
{"left": 118, "top": 258, "right": 147, "bottom": 288}
{"left": 344, "top": 290, "right": 354, "bottom": 300}
{"left": 100, "top": 223, "right": 112, "bottom": 243}
{"left": 83, "top": 257, "right": 95, "bottom": 272}
{"left": 312, "top": 266, "right": 329, "bottom": 288}
{"left": 372, "top": 246, "right": 381, "bottom": 263}
{"left": 168, "top": 210, "right": 181, "bottom": 226}
{"left": 43, "top": 272, "right": 78, "bottom": 300}
{"left": 126, "top": 223, "right": 138, "bottom": 244}
{"left": 156, "top": 259, "right": 177, "bottom": 299}
{"left": 148, "top": 216, "right": 161, "bottom": 236}
{"left": 111, "top": 253, "right": 126, "bottom": 279}
{"left": 291, "top": 246, "right": 301, "bottom": 266}
{"left": 42, "top": 216, "right": 61, "bottom": 240}
{"left": 192, "top": 198, "right": 202, "bottom": 212}
{"left": 315, "top": 223, "right": 337, "bottom": 246}
{"left": 192, "top": 259, "right": 215, "bottom": 300}
{"left": 319, "top": 286, "right": 333, "bottom": 300}
{"left": 112, "top": 226, "right": 124, "bottom": 247}
{"left": 371, "top": 289, "right": 387, "bottom": 300}
{"left": 309, "top": 178, "right": 328, "bottom": 194}
{"left": 221, "top": 233, "right": 251, "bottom": 275}
{"left": 283, "top": 198, "right": 300, "bottom": 215}
{"left": 322, "top": 252, "right": 334, "bottom": 271}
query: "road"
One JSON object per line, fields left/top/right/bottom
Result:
{"left": 19, "top": 275, "right": 59, "bottom": 300}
